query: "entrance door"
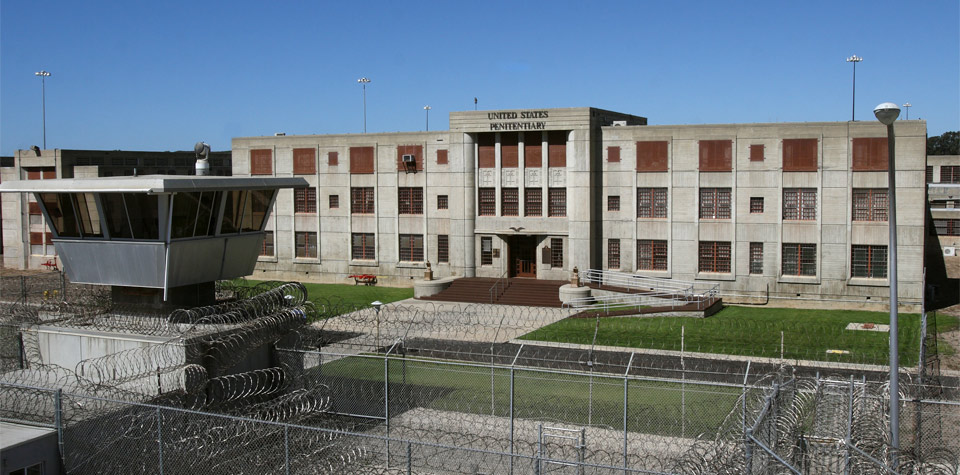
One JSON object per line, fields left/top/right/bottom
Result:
{"left": 509, "top": 235, "right": 537, "bottom": 278}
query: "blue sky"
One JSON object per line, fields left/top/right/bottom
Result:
{"left": 1, "top": 0, "right": 957, "bottom": 155}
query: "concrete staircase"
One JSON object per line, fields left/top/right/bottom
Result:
{"left": 419, "top": 278, "right": 566, "bottom": 307}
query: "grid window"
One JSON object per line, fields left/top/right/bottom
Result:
{"left": 852, "top": 189, "right": 888, "bottom": 222}
{"left": 781, "top": 243, "right": 816, "bottom": 276}
{"left": 295, "top": 231, "right": 318, "bottom": 258}
{"left": 749, "top": 242, "right": 763, "bottom": 275}
{"left": 608, "top": 195, "right": 620, "bottom": 211}
{"left": 637, "top": 240, "right": 668, "bottom": 271}
{"left": 607, "top": 239, "right": 620, "bottom": 269}
{"left": 398, "top": 187, "right": 424, "bottom": 215}
{"left": 329, "top": 195, "right": 339, "bottom": 209}
{"left": 399, "top": 234, "right": 424, "bottom": 262}
{"left": 437, "top": 195, "right": 449, "bottom": 210}
{"left": 934, "top": 219, "right": 960, "bottom": 236}
{"left": 926, "top": 166, "right": 934, "bottom": 183}
{"left": 478, "top": 188, "right": 496, "bottom": 216}
{"left": 294, "top": 187, "right": 317, "bottom": 213}
{"left": 782, "top": 188, "right": 817, "bottom": 220}
{"left": 260, "top": 231, "right": 274, "bottom": 256}
{"left": 501, "top": 188, "right": 519, "bottom": 216}
{"left": 550, "top": 238, "right": 563, "bottom": 268}
{"left": 750, "top": 197, "right": 764, "bottom": 214}
{"left": 351, "top": 187, "right": 375, "bottom": 214}
{"left": 351, "top": 233, "right": 375, "bottom": 260}
{"left": 698, "top": 241, "right": 731, "bottom": 273}
{"left": 438, "top": 234, "right": 449, "bottom": 263}
{"left": 548, "top": 188, "right": 566, "bottom": 217}
{"left": 699, "top": 188, "right": 732, "bottom": 219}
{"left": 481, "top": 237, "right": 493, "bottom": 265}
{"left": 637, "top": 188, "right": 668, "bottom": 218}
{"left": 852, "top": 245, "right": 887, "bottom": 278}
{"left": 942, "top": 166, "right": 960, "bottom": 183}
{"left": 525, "top": 188, "right": 542, "bottom": 216}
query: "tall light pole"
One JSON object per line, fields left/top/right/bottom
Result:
{"left": 902, "top": 102, "right": 911, "bottom": 120}
{"left": 874, "top": 101, "right": 901, "bottom": 466}
{"left": 357, "top": 77, "right": 371, "bottom": 133}
{"left": 846, "top": 55, "right": 862, "bottom": 121}
{"left": 423, "top": 105, "right": 431, "bottom": 131}
{"left": 35, "top": 70, "right": 51, "bottom": 149}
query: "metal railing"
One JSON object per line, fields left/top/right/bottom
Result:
{"left": 488, "top": 268, "right": 510, "bottom": 304}
{"left": 580, "top": 269, "right": 720, "bottom": 298}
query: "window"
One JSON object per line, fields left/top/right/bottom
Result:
{"left": 294, "top": 187, "right": 317, "bottom": 213}
{"left": 397, "top": 145, "right": 423, "bottom": 171}
{"left": 524, "top": 132, "right": 542, "bottom": 168}
{"left": 699, "top": 188, "right": 732, "bottom": 219}
{"left": 501, "top": 133, "right": 519, "bottom": 167}
{"left": 926, "top": 166, "right": 934, "bottom": 183}
{"left": 550, "top": 238, "right": 563, "bottom": 268}
{"left": 607, "top": 195, "right": 620, "bottom": 211}
{"left": 852, "top": 245, "right": 887, "bottom": 278}
{"left": 637, "top": 188, "right": 668, "bottom": 218}
{"left": 250, "top": 149, "right": 272, "bottom": 175}
{"left": 349, "top": 146, "right": 375, "bottom": 174}
{"left": 782, "top": 188, "right": 817, "bottom": 220}
{"left": 478, "top": 188, "right": 496, "bottom": 216}
{"left": 437, "top": 149, "right": 448, "bottom": 165}
{"left": 399, "top": 234, "right": 424, "bottom": 262}
{"left": 607, "top": 146, "right": 620, "bottom": 163}
{"left": 699, "top": 140, "right": 732, "bottom": 171}
{"left": 7, "top": 462, "right": 43, "bottom": 475}
{"left": 398, "top": 187, "right": 424, "bottom": 215}
{"left": 478, "top": 134, "right": 496, "bottom": 168}
{"left": 351, "top": 233, "right": 375, "bottom": 260}
{"left": 852, "top": 189, "right": 888, "bottom": 222}
{"left": 943, "top": 166, "right": 960, "bottom": 183}
{"left": 437, "top": 194, "right": 448, "bottom": 210}
{"left": 934, "top": 219, "right": 960, "bottom": 236}
{"left": 295, "top": 231, "right": 318, "bottom": 258}
{"left": 30, "top": 232, "right": 53, "bottom": 255}
{"left": 607, "top": 239, "right": 620, "bottom": 269}
{"left": 636, "top": 141, "right": 668, "bottom": 172}
{"left": 782, "top": 243, "right": 816, "bottom": 276}
{"left": 637, "top": 240, "right": 668, "bottom": 271}
{"left": 548, "top": 188, "right": 566, "bottom": 217}
{"left": 481, "top": 236, "right": 493, "bottom": 265}
{"left": 749, "top": 242, "right": 763, "bottom": 275}
{"left": 547, "top": 131, "right": 566, "bottom": 167}
{"left": 501, "top": 188, "right": 519, "bottom": 216}
{"left": 852, "top": 138, "right": 887, "bottom": 171}
{"left": 260, "top": 231, "right": 274, "bottom": 256}
{"left": 699, "top": 241, "right": 731, "bottom": 273}
{"left": 293, "top": 148, "right": 316, "bottom": 175}
{"left": 525, "top": 188, "right": 542, "bottom": 216}
{"left": 750, "top": 197, "right": 764, "bottom": 214}
{"left": 328, "top": 151, "right": 339, "bottom": 166}
{"left": 351, "top": 187, "right": 375, "bottom": 214}
{"left": 749, "top": 144, "right": 765, "bottom": 161}
{"left": 329, "top": 195, "right": 339, "bottom": 209}
{"left": 782, "top": 138, "right": 818, "bottom": 171}
{"left": 438, "top": 234, "right": 449, "bottom": 263}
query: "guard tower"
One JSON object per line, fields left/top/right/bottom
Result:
{"left": 0, "top": 175, "right": 307, "bottom": 306}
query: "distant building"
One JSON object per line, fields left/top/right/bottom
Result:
{"left": 926, "top": 155, "right": 960, "bottom": 306}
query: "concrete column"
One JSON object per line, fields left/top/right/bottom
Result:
{"left": 462, "top": 133, "right": 476, "bottom": 277}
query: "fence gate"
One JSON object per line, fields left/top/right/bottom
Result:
{"left": 536, "top": 425, "right": 586, "bottom": 474}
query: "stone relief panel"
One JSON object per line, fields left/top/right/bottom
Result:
{"left": 502, "top": 168, "right": 518, "bottom": 187}
{"left": 548, "top": 168, "right": 566, "bottom": 187}
{"left": 525, "top": 169, "right": 541, "bottom": 186}
{"left": 479, "top": 169, "right": 495, "bottom": 186}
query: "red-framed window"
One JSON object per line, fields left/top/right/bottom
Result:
{"left": 607, "top": 239, "right": 620, "bottom": 269}
{"left": 398, "top": 187, "right": 424, "bottom": 215}
{"left": 781, "top": 243, "right": 816, "bottom": 276}
{"left": 548, "top": 188, "right": 566, "bottom": 217}
{"left": 698, "top": 241, "right": 731, "bottom": 273}
{"left": 294, "top": 187, "right": 317, "bottom": 213}
{"left": 637, "top": 240, "right": 668, "bottom": 271}
{"left": 351, "top": 187, "right": 375, "bottom": 214}
{"left": 525, "top": 188, "right": 542, "bottom": 216}
{"left": 934, "top": 219, "right": 960, "bottom": 236}
{"left": 295, "top": 231, "right": 317, "bottom": 258}
{"left": 437, "top": 234, "right": 449, "bottom": 263}
{"left": 699, "top": 188, "right": 731, "bottom": 219}
{"left": 749, "top": 242, "right": 763, "bottom": 275}
{"left": 783, "top": 188, "right": 816, "bottom": 220}
{"left": 852, "top": 245, "right": 887, "bottom": 278}
{"left": 399, "top": 234, "right": 424, "bottom": 262}
{"left": 852, "top": 189, "right": 888, "bottom": 222}
{"left": 351, "top": 233, "right": 375, "bottom": 260}
{"left": 478, "top": 188, "right": 496, "bottom": 216}
{"left": 637, "top": 188, "right": 668, "bottom": 218}
{"left": 260, "top": 231, "right": 275, "bottom": 256}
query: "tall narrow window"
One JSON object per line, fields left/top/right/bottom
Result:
{"left": 698, "top": 241, "right": 731, "bottom": 273}
{"left": 699, "top": 188, "right": 732, "bottom": 219}
{"left": 749, "top": 242, "right": 763, "bottom": 275}
{"left": 942, "top": 166, "right": 960, "bottom": 183}
{"left": 481, "top": 237, "right": 493, "bottom": 265}
{"left": 398, "top": 187, "right": 423, "bottom": 215}
{"left": 524, "top": 132, "right": 542, "bottom": 168}
{"left": 351, "top": 233, "right": 375, "bottom": 260}
{"left": 437, "top": 234, "right": 449, "bottom": 263}
{"left": 547, "top": 131, "right": 566, "bottom": 167}
{"left": 525, "top": 188, "right": 542, "bottom": 216}
{"left": 548, "top": 188, "right": 566, "bottom": 217}
{"left": 550, "top": 238, "right": 563, "bottom": 268}
{"left": 399, "top": 234, "right": 424, "bottom": 262}
{"left": 852, "top": 245, "right": 887, "bottom": 278}
{"left": 478, "top": 134, "right": 496, "bottom": 168}
{"left": 293, "top": 148, "right": 316, "bottom": 175}
{"left": 782, "top": 188, "right": 817, "bottom": 220}
{"left": 351, "top": 187, "right": 375, "bottom": 214}
{"left": 781, "top": 243, "right": 816, "bottom": 276}
{"left": 250, "top": 149, "right": 272, "bottom": 175}
{"left": 295, "top": 231, "right": 318, "bottom": 258}
{"left": 478, "top": 188, "right": 496, "bottom": 216}
{"left": 637, "top": 240, "right": 668, "bottom": 271}
{"left": 260, "top": 231, "right": 275, "bottom": 257}
{"left": 637, "top": 188, "right": 668, "bottom": 218}
{"left": 501, "top": 188, "right": 519, "bottom": 216}
{"left": 852, "top": 189, "right": 888, "bottom": 222}
{"left": 294, "top": 187, "right": 317, "bottom": 214}
{"left": 501, "top": 133, "right": 519, "bottom": 167}
{"left": 926, "top": 166, "right": 933, "bottom": 183}
{"left": 607, "top": 239, "right": 620, "bottom": 269}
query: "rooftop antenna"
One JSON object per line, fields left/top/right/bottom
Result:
{"left": 194, "top": 141, "right": 211, "bottom": 176}
{"left": 474, "top": 97, "right": 478, "bottom": 111}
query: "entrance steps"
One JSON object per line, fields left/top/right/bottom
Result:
{"left": 418, "top": 277, "right": 566, "bottom": 307}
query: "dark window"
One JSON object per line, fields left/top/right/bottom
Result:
{"left": 637, "top": 240, "right": 668, "bottom": 271}
{"left": 749, "top": 242, "right": 763, "bottom": 275}
{"left": 261, "top": 231, "right": 274, "bottom": 256}
{"left": 607, "top": 146, "right": 620, "bottom": 163}
{"left": 548, "top": 131, "right": 567, "bottom": 167}
{"left": 852, "top": 245, "right": 887, "bottom": 278}
{"left": 329, "top": 195, "right": 339, "bottom": 209}
{"left": 852, "top": 189, "right": 888, "bottom": 222}
{"left": 437, "top": 149, "right": 448, "bottom": 165}
{"left": 548, "top": 188, "right": 566, "bottom": 217}
{"left": 437, "top": 195, "right": 449, "bottom": 210}
{"left": 293, "top": 148, "right": 316, "bottom": 174}
{"left": 294, "top": 187, "right": 317, "bottom": 214}
{"left": 782, "top": 138, "right": 818, "bottom": 171}
{"left": 501, "top": 133, "right": 519, "bottom": 167}
{"left": 398, "top": 187, "right": 424, "bottom": 215}
{"left": 943, "top": 166, "right": 960, "bottom": 183}
{"left": 783, "top": 188, "right": 817, "bottom": 220}
{"left": 525, "top": 188, "right": 542, "bottom": 216}
{"left": 852, "top": 138, "right": 888, "bottom": 171}
{"left": 501, "top": 188, "right": 519, "bottom": 216}
{"left": 699, "top": 140, "right": 732, "bottom": 171}
{"left": 637, "top": 188, "right": 668, "bottom": 218}
{"left": 782, "top": 243, "right": 817, "bottom": 276}
{"left": 97, "top": 193, "right": 159, "bottom": 239}
{"left": 481, "top": 236, "right": 493, "bottom": 265}
{"left": 295, "top": 231, "right": 318, "bottom": 258}
{"left": 636, "top": 141, "right": 668, "bottom": 172}
{"left": 607, "top": 195, "right": 620, "bottom": 211}
{"left": 698, "top": 241, "right": 731, "bottom": 273}
{"left": 478, "top": 188, "right": 496, "bottom": 216}
{"left": 399, "top": 234, "right": 424, "bottom": 262}
{"left": 250, "top": 149, "right": 272, "bottom": 175}
{"left": 438, "top": 234, "right": 449, "bottom": 263}
{"left": 351, "top": 187, "right": 375, "bottom": 214}
{"left": 524, "top": 132, "right": 542, "bottom": 168}
{"left": 608, "top": 239, "right": 620, "bottom": 269}
{"left": 934, "top": 219, "right": 960, "bottom": 236}
{"left": 350, "top": 146, "right": 375, "bottom": 174}
{"left": 550, "top": 238, "right": 563, "bottom": 268}
{"left": 926, "top": 166, "right": 933, "bottom": 183}
{"left": 351, "top": 233, "right": 375, "bottom": 260}
{"left": 28, "top": 201, "right": 41, "bottom": 215}
{"left": 749, "top": 144, "right": 765, "bottom": 161}
{"left": 478, "top": 134, "right": 496, "bottom": 168}
{"left": 750, "top": 197, "right": 764, "bottom": 214}
{"left": 328, "top": 151, "right": 339, "bottom": 166}
{"left": 397, "top": 145, "right": 424, "bottom": 171}
{"left": 699, "top": 188, "right": 732, "bottom": 219}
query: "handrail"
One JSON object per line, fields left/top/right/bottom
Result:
{"left": 580, "top": 269, "right": 720, "bottom": 299}
{"left": 488, "top": 268, "right": 510, "bottom": 304}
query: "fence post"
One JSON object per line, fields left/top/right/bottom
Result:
{"left": 156, "top": 406, "right": 164, "bottom": 475}
{"left": 623, "top": 352, "right": 634, "bottom": 474}
{"left": 54, "top": 389, "right": 64, "bottom": 462}
{"left": 744, "top": 428, "right": 753, "bottom": 473}
{"left": 384, "top": 354, "right": 390, "bottom": 468}
{"left": 284, "top": 424, "right": 290, "bottom": 475}
{"left": 509, "top": 367, "right": 515, "bottom": 475}
{"left": 20, "top": 275, "right": 26, "bottom": 303}
{"left": 406, "top": 442, "right": 412, "bottom": 475}
{"left": 844, "top": 376, "right": 854, "bottom": 475}
{"left": 17, "top": 332, "right": 25, "bottom": 369}
{"left": 536, "top": 423, "right": 543, "bottom": 475}
{"left": 59, "top": 271, "right": 65, "bottom": 301}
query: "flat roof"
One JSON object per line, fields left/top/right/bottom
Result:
{"left": 0, "top": 175, "right": 308, "bottom": 193}
{"left": 0, "top": 421, "right": 56, "bottom": 449}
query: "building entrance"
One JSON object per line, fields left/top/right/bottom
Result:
{"left": 508, "top": 235, "right": 537, "bottom": 278}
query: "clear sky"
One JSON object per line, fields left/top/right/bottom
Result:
{"left": 1, "top": 0, "right": 957, "bottom": 155}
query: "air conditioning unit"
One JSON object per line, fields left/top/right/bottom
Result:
{"left": 944, "top": 247, "right": 957, "bottom": 257}
{"left": 612, "top": 120, "right": 627, "bottom": 127}
{"left": 402, "top": 154, "right": 416, "bottom": 163}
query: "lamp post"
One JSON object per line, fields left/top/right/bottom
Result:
{"left": 35, "top": 70, "right": 51, "bottom": 149}
{"left": 902, "top": 103, "right": 911, "bottom": 120}
{"left": 874, "top": 101, "right": 901, "bottom": 466}
{"left": 358, "top": 77, "right": 371, "bottom": 133}
{"left": 846, "top": 55, "right": 862, "bottom": 121}
{"left": 371, "top": 300, "right": 383, "bottom": 351}
{"left": 423, "top": 105, "right": 431, "bottom": 131}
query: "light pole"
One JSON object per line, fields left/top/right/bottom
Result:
{"left": 358, "top": 77, "right": 371, "bottom": 133}
{"left": 423, "top": 105, "right": 431, "bottom": 131}
{"left": 35, "top": 70, "right": 51, "bottom": 148}
{"left": 846, "top": 55, "right": 862, "bottom": 121}
{"left": 902, "top": 103, "right": 911, "bottom": 120}
{"left": 874, "top": 101, "right": 901, "bottom": 466}
{"left": 371, "top": 300, "right": 383, "bottom": 351}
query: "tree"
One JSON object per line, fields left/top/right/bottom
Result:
{"left": 927, "top": 131, "right": 959, "bottom": 155}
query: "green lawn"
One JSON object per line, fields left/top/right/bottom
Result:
{"left": 519, "top": 306, "right": 959, "bottom": 366}
{"left": 228, "top": 279, "right": 413, "bottom": 310}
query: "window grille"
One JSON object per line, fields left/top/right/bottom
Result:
{"left": 698, "top": 241, "right": 731, "bottom": 273}
{"left": 637, "top": 240, "right": 668, "bottom": 270}
{"left": 437, "top": 195, "right": 448, "bottom": 210}
{"left": 637, "top": 188, "right": 668, "bottom": 218}
{"left": 550, "top": 238, "right": 563, "bottom": 267}
{"left": 750, "top": 197, "right": 764, "bottom": 214}
{"left": 782, "top": 243, "right": 816, "bottom": 276}
{"left": 329, "top": 195, "right": 339, "bottom": 209}
{"left": 699, "top": 188, "right": 731, "bottom": 219}
{"left": 852, "top": 189, "right": 888, "bottom": 221}
{"left": 782, "top": 188, "right": 816, "bottom": 220}
{"left": 851, "top": 245, "right": 887, "bottom": 278}
{"left": 749, "top": 242, "right": 763, "bottom": 275}
{"left": 260, "top": 231, "right": 275, "bottom": 256}
{"left": 607, "top": 195, "right": 620, "bottom": 211}
{"left": 501, "top": 188, "right": 519, "bottom": 216}
{"left": 399, "top": 234, "right": 424, "bottom": 262}
{"left": 480, "top": 237, "right": 493, "bottom": 265}
{"left": 934, "top": 219, "right": 960, "bottom": 236}
{"left": 351, "top": 187, "right": 375, "bottom": 214}
{"left": 294, "top": 187, "right": 317, "bottom": 213}
{"left": 351, "top": 233, "right": 375, "bottom": 260}
{"left": 525, "top": 188, "right": 542, "bottom": 216}
{"left": 548, "top": 188, "right": 566, "bottom": 217}
{"left": 607, "top": 239, "right": 620, "bottom": 269}
{"left": 398, "top": 187, "right": 423, "bottom": 215}
{"left": 437, "top": 234, "right": 449, "bottom": 263}
{"left": 295, "top": 232, "right": 317, "bottom": 258}
{"left": 478, "top": 188, "right": 496, "bottom": 216}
